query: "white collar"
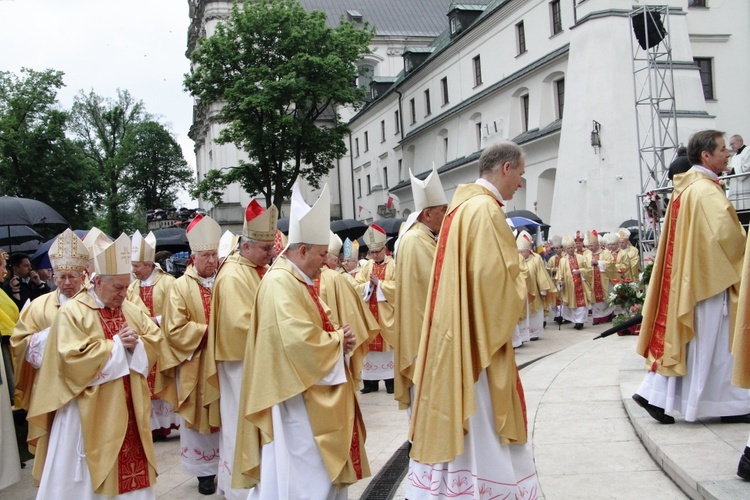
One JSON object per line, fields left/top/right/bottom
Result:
{"left": 140, "top": 266, "right": 159, "bottom": 287}
{"left": 57, "top": 289, "right": 71, "bottom": 306}
{"left": 287, "top": 259, "right": 314, "bottom": 285}
{"left": 691, "top": 164, "right": 718, "bottom": 180}
{"left": 475, "top": 178, "right": 505, "bottom": 203}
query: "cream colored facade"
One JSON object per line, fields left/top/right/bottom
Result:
{"left": 188, "top": 1, "right": 750, "bottom": 234}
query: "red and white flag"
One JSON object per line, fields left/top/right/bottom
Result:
{"left": 386, "top": 193, "right": 399, "bottom": 209}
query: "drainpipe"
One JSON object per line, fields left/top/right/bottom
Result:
{"left": 395, "top": 89, "right": 405, "bottom": 142}
{"left": 348, "top": 132, "right": 357, "bottom": 219}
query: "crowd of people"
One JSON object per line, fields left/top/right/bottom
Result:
{"left": 1, "top": 132, "right": 750, "bottom": 498}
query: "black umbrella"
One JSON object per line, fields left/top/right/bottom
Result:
{"left": 372, "top": 217, "right": 407, "bottom": 236}
{"left": 330, "top": 219, "right": 367, "bottom": 240}
{"left": 505, "top": 210, "right": 543, "bottom": 223}
{"left": 277, "top": 217, "right": 290, "bottom": 234}
{"left": 619, "top": 219, "right": 639, "bottom": 229}
{"left": 0, "top": 196, "right": 68, "bottom": 226}
{"left": 0, "top": 226, "right": 43, "bottom": 247}
{"left": 1, "top": 239, "right": 41, "bottom": 255}
{"left": 153, "top": 227, "right": 190, "bottom": 253}
{"left": 30, "top": 229, "right": 99, "bottom": 269}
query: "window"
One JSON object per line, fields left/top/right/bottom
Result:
{"left": 555, "top": 78, "right": 565, "bottom": 119}
{"left": 410, "top": 98, "right": 416, "bottom": 124}
{"left": 441, "top": 77, "right": 449, "bottom": 105}
{"left": 550, "top": 1, "right": 562, "bottom": 35}
{"left": 357, "top": 179, "right": 362, "bottom": 198}
{"left": 472, "top": 55, "right": 482, "bottom": 86}
{"left": 383, "top": 167, "right": 388, "bottom": 188}
{"left": 380, "top": 120, "right": 386, "bottom": 142}
{"left": 366, "top": 175, "right": 372, "bottom": 194}
{"left": 424, "top": 89, "right": 431, "bottom": 116}
{"left": 516, "top": 21, "right": 527, "bottom": 55}
{"left": 355, "top": 138, "right": 360, "bottom": 157}
{"left": 398, "top": 159, "right": 403, "bottom": 180}
{"left": 450, "top": 16, "right": 458, "bottom": 34}
{"left": 694, "top": 57, "right": 714, "bottom": 100}
{"left": 364, "top": 131, "right": 369, "bottom": 151}
{"left": 688, "top": 0, "right": 706, "bottom": 6}
{"left": 394, "top": 110, "right": 400, "bottom": 134}
{"left": 443, "top": 137, "right": 449, "bottom": 162}
{"left": 521, "top": 94, "right": 530, "bottom": 132}
{"left": 476, "top": 122, "right": 483, "bottom": 149}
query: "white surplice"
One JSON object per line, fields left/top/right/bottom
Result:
{"left": 406, "top": 371, "right": 539, "bottom": 499}
{"left": 636, "top": 291, "right": 750, "bottom": 420}
{"left": 248, "top": 355, "right": 347, "bottom": 500}
{"left": 217, "top": 361, "right": 248, "bottom": 499}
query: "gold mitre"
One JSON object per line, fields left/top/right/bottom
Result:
{"left": 618, "top": 228, "right": 631, "bottom": 241}
{"left": 328, "top": 231, "right": 343, "bottom": 256}
{"left": 186, "top": 214, "right": 221, "bottom": 252}
{"left": 218, "top": 230, "right": 239, "bottom": 260}
{"left": 365, "top": 224, "right": 387, "bottom": 251}
{"left": 243, "top": 200, "right": 278, "bottom": 241}
{"left": 561, "top": 235, "right": 575, "bottom": 248}
{"left": 49, "top": 229, "right": 90, "bottom": 272}
{"left": 131, "top": 230, "right": 156, "bottom": 263}
{"left": 94, "top": 233, "right": 132, "bottom": 275}
{"left": 584, "top": 230, "right": 598, "bottom": 247}
{"left": 82, "top": 227, "right": 111, "bottom": 258}
{"left": 410, "top": 166, "right": 447, "bottom": 212}
{"left": 516, "top": 230, "right": 534, "bottom": 251}
{"left": 288, "top": 182, "right": 330, "bottom": 246}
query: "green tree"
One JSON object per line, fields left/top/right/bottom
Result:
{"left": 0, "top": 68, "right": 101, "bottom": 229}
{"left": 70, "top": 89, "right": 146, "bottom": 235}
{"left": 118, "top": 121, "right": 194, "bottom": 210}
{"left": 184, "top": 0, "right": 373, "bottom": 209}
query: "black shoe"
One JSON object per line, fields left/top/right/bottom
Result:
{"left": 554, "top": 316, "right": 563, "bottom": 325}
{"left": 738, "top": 447, "right": 750, "bottom": 480}
{"left": 574, "top": 323, "right": 583, "bottom": 330}
{"left": 360, "top": 380, "right": 378, "bottom": 394}
{"left": 198, "top": 475, "right": 216, "bottom": 495}
{"left": 563, "top": 319, "right": 572, "bottom": 324}
{"left": 385, "top": 379, "right": 394, "bottom": 394}
{"left": 720, "top": 413, "right": 750, "bottom": 424}
{"left": 632, "top": 394, "right": 675, "bottom": 424}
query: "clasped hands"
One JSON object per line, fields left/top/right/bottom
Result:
{"left": 341, "top": 324, "right": 355, "bottom": 355}
{"left": 117, "top": 326, "right": 139, "bottom": 351}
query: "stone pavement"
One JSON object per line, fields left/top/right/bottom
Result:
{"left": 5, "top": 320, "right": 750, "bottom": 499}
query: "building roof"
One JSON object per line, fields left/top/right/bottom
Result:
{"left": 298, "top": 0, "right": 454, "bottom": 37}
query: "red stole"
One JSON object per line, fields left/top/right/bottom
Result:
{"left": 139, "top": 285, "right": 159, "bottom": 399}
{"left": 367, "top": 262, "right": 387, "bottom": 352}
{"left": 647, "top": 196, "right": 682, "bottom": 371}
{"left": 97, "top": 307, "right": 150, "bottom": 494}
{"left": 591, "top": 253, "right": 605, "bottom": 303}
{"left": 567, "top": 255, "right": 587, "bottom": 308}
{"left": 255, "top": 266, "right": 267, "bottom": 280}
{"left": 305, "top": 284, "right": 364, "bottom": 480}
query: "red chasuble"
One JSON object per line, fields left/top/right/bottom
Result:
{"left": 567, "top": 254, "right": 587, "bottom": 308}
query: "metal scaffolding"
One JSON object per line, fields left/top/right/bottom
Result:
{"left": 630, "top": 5, "right": 679, "bottom": 255}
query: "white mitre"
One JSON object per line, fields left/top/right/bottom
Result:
{"left": 94, "top": 233, "right": 132, "bottom": 275}
{"left": 49, "top": 229, "right": 90, "bottom": 272}
{"left": 131, "top": 230, "right": 156, "bottom": 263}
{"left": 288, "top": 182, "right": 330, "bottom": 246}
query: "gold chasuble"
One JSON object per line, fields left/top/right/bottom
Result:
{"left": 203, "top": 252, "right": 265, "bottom": 425}
{"left": 393, "top": 222, "right": 438, "bottom": 409}
{"left": 354, "top": 257, "right": 396, "bottom": 350}
{"left": 584, "top": 250, "right": 613, "bottom": 304}
{"left": 126, "top": 269, "right": 175, "bottom": 399}
{"left": 316, "top": 266, "right": 380, "bottom": 385}
{"left": 234, "top": 258, "right": 369, "bottom": 489}
{"left": 557, "top": 254, "right": 591, "bottom": 308}
{"left": 733, "top": 231, "right": 750, "bottom": 388}
{"left": 162, "top": 265, "right": 219, "bottom": 432}
{"left": 524, "top": 252, "right": 556, "bottom": 315}
{"left": 637, "top": 169, "right": 745, "bottom": 377}
{"left": 409, "top": 183, "right": 528, "bottom": 464}
{"left": 11, "top": 291, "right": 61, "bottom": 413}
{"left": 615, "top": 245, "right": 641, "bottom": 282}
{"left": 26, "top": 294, "right": 162, "bottom": 496}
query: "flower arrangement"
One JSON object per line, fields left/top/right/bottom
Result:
{"left": 643, "top": 191, "right": 662, "bottom": 223}
{"left": 608, "top": 257, "right": 655, "bottom": 329}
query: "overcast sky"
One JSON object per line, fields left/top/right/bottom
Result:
{"left": 0, "top": 0, "right": 197, "bottom": 205}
